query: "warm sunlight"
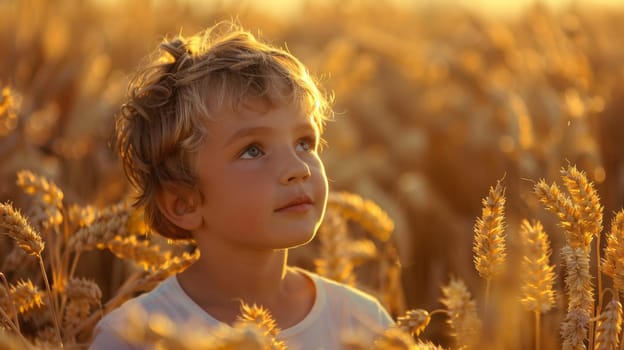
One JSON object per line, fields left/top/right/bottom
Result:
{"left": 2, "top": 0, "right": 624, "bottom": 349}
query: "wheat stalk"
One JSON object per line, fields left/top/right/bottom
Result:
{"left": 106, "top": 235, "right": 170, "bottom": 271}
{"left": 562, "top": 165, "right": 605, "bottom": 346}
{"left": 16, "top": 170, "right": 69, "bottom": 237}
{"left": 536, "top": 166, "right": 603, "bottom": 349}
{"left": 0, "top": 86, "right": 19, "bottom": 137}
{"left": 534, "top": 179, "right": 589, "bottom": 249}
{"left": 327, "top": 191, "right": 395, "bottom": 241}
{"left": 1, "top": 245, "right": 33, "bottom": 273}
{"left": 0, "top": 274, "right": 22, "bottom": 336}
{"left": 561, "top": 245, "right": 594, "bottom": 349}
{"left": 315, "top": 211, "right": 356, "bottom": 286}
{"left": 0, "top": 203, "right": 44, "bottom": 256}
{"left": 603, "top": 210, "right": 624, "bottom": 291}
{"left": 594, "top": 294, "right": 622, "bottom": 350}
{"left": 472, "top": 180, "right": 506, "bottom": 307}
{"left": 396, "top": 308, "right": 446, "bottom": 338}
{"left": 520, "top": 219, "right": 556, "bottom": 313}
{"left": 0, "top": 203, "right": 62, "bottom": 344}
{"left": 107, "top": 303, "right": 277, "bottom": 349}
{"left": 440, "top": 277, "right": 482, "bottom": 350}
{"left": 371, "top": 326, "right": 416, "bottom": 349}
{"left": 561, "top": 166, "right": 603, "bottom": 239}
{"left": 519, "top": 219, "right": 556, "bottom": 350}
{"left": 67, "top": 200, "right": 132, "bottom": 252}
{"left": 16, "top": 170, "right": 64, "bottom": 214}
{"left": 0, "top": 329, "right": 36, "bottom": 350}
{"left": 61, "top": 277, "right": 102, "bottom": 336}
{"left": 235, "top": 303, "right": 285, "bottom": 349}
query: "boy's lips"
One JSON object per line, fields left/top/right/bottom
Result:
{"left": 275, "top": 195, "right": 314, "bottom": 212}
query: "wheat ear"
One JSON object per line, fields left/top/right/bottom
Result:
{"left": 0, "top": 86, "right": 19, "bottom": 137}
{"left": 535, "top": 173, "right": 596, "bottom": 350}
{"left": 372, "top": 326, "right": 416, "bottom": 349}
{"left": 472, "top": 180, "right": 506, "bottom": 308}
{"left": 0, "top": 203, "right": 61, "bottom": 344}
{"left": 594, "top": 291, "right": 622, "bottom": 350}
{"left": 562, "top": 165, "right": 605, "bottom": 346}
{"left": 602, "top": 210, "right": 624, "bottom": 350}
{"left": 315, "top": 211, "right": 355, "bottom": 285}
{"left": 603, "top": 210, "right": 624, "bottom": 291}
{"left": 561, "top": 245, "right": 594, "bottom": 350}
{"left": 235, "top": 302, "right": 285, "bottom": 349}
{"left": 327, "top": 191, "right": 395, "bottom": 241}
{"left": 519, "top": 220, "right": 556, "bottom": 350}
{"left": 440, "top": 277, "right": 482, "bottom": 350}
{"left": 534, "top": 179, "right": 589, "bottom": 249}
{"left": 0, "top": 203, "right": 44, "bottom": 256}
{"left": 396, "top": 308, "right": 446, "bottom": 337}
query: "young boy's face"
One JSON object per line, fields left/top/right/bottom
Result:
{"left": 192, "top": 97, "right": 328, "bottom": 250}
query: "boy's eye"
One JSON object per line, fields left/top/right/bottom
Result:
{"left": 296, "top": 137, "right": 316, "bottom": 152}
{"left": 240, "top": 145, "right": 264, "bottom": 159}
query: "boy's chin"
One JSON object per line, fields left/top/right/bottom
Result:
{"left": 288, "top": 232, "right": 317, "bottom": 249}
{"left": 275, "top": 230, "right": 317, "bottom": 250}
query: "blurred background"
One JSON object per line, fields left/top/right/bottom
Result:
{"left": 1, "top": 0, "right": 624, "bottom": 347}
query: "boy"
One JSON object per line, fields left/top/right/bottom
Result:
{"left": 90, "top": 22, "right": 394, "bottom": 349}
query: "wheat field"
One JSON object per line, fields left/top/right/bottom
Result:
{"left": 1, "top": 0, "right": 624, "bottom": 349}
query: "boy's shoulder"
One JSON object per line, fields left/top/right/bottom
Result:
{"left": 100, "top": 276, "right": 176, "bottom": 323}
{"left": 298, "top": 268, "right": 391, "bottom": 318}
{"left": 93, "top": 275, "right": 206, "bottom": 338}
{"left": 288, "top": 268, "right": 394, "bottom": 342}
{"left": 90, "top": 276, "right": 180, "bottom": 349}
{"left": 303, "top": 269, "right": 377, "bottom": 299}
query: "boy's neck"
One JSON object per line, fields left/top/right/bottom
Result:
{"left": 175, "top": 234, "right": 316, "bottom": 328}
{"left": 177, "top": 245, "right": 292, "bottom": 314}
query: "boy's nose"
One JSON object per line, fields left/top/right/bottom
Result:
{"left": 280, "top": 153, "right": 311, "bottom": 184}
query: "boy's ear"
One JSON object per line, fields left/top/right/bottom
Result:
{"left": 155, "top": 183, "right": 202, "bottom": 232}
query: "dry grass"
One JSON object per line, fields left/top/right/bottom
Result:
{"left": 2, "top": 0, "right": 624, "bottom": 348}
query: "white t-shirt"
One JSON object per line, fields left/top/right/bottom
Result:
{"left": 89, "top": 268, "right": 394, "bottom": 349}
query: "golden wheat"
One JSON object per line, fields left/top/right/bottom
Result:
{"left": 0, "top": 202, "right": 44, "bottom": 256}
{"left": 561, "top": 245, "right": 593, "bottom": 349}
{"left": 603, "top": 210, "right": 624, "bottom": 291}
{"left": 440, "top": 278, "right": 482, "bottom": 350}
{"left": 64, "top": 278, "right": 101, "bottom": 306}
{"left": 594, "top": 297, "right": 622, "bottom": 350}
{"left": 327, "top": 191, "right": 395, "bottom": 242}
{"left": 534, "top": 180, "right": 589, "bottom": 249}
{"left": 112, "top": 302, "right": 285, "bottom": 350}
{"left": 106, "top": 235, "right": 170, "bottom": 272}
{"left": 0, "top": 280, "right": 44, "bottom": 320}
{"left": 2, "top": 0, "right": 624, "bottom": 347}
{"left": 1, "top": 246, "right": 32, "bottom": 273}
{"left": 372, "top": 326, "right": 416, "bottom": 349}
{"left": 136, "top": 249, "right": 201, "bottom": 292}
{"left": 561, "top": 166, "right": 603, "bottom": 239}
{"left": 67, "top": 201, "right": 132, "bottom": 251}
{"left": 520, "top": 219, "right": 556, "bottom": 314}
{"left": 236, "top": 303, "right": 286, "bottom": 350}
{"left": 16, "top": 170, "right": 63, "bottom": 208}
{"left": 519, "top": 219, "right": 556, "bottom": 350}
{"left": 396, "top": 309, "right": 431, "bottom": 337}
{"left": 472, "top": 180, "right": 506, "bottom": 304}
{"left": 535, "top": 166, "right": 605, "bottom": 350}
{"left": 314, "top": 211, "right": 356, "bottom": 286}
{"left": 0, "top": 86, "right": 18, "bottom": 137}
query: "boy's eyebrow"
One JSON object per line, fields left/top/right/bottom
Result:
{"left": 294, "top": 122, "right": 319, "bottom": 135}
{"left": 224, "top": 122, "right": 318, "bottom": 147}
{"left": 224, "top": 126, "right": 272, "bottom": 147}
